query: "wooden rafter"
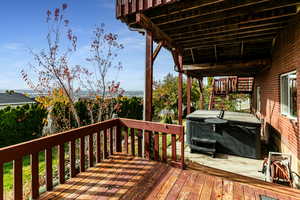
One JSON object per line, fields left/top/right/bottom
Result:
{"left": 183, "top": 32, "right": 277, "bottom": 48}
{"left": 155, "top": 0, "right": 273, "bottom": 26}
{"left": 172, "top": 21, "right": 285, "bottom": 41}
{"left": 188, "top": 37, "right": 274, "bottom": 50}
{"left": 153, "top": 41, "right": 164, "bottom": 62}
{"left": 167, "top": 12, "right": 294, "bottom": 38}
{"left": 136, "top": 13, "right": 175, "bottom": 49}
{"left": 178, "top": 26, "right": 282, "bottom": 45}
{"left": 160, "top": 1, "right": 298, "bottom": 31}
{"left": 160, "top": 7, "right": 296, "bottom": 33}
{"left": 149, "top": 0, "right": 225, "bottom": 20}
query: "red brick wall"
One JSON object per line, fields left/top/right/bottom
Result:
{"left": 253, "top": 14, "right": 300, "bottom": 160}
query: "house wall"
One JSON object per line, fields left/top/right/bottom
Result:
{"left": 253, "top": 14, "right": 300, "bottom": 174}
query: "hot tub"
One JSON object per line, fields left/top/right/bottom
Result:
{"left": 186, "top": 110, "right": 261, "bottom": 159}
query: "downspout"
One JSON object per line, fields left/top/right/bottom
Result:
{"left": 129, "top": 27, "right": 146, "bottom": 158}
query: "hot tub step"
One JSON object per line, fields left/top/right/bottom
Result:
{"left": 191, "top": 145, "right": 216, "bottom": 153}
{"left": 191, "top": 137, "right": 216, "bottom": 144}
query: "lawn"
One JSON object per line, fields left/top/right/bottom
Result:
{"left": 3, "top": 148, "right": 59, "bottom": 199}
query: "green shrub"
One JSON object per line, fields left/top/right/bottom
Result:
{"left": 117, "top": 97, "right": 143, "bottom": 120}
{"left": 0, "top": 104, "right": 47, "bottom": 148}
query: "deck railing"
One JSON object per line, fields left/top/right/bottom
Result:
{"left": 0, "top": 118, "right": 184, "bottom": 200}
{"left": 116, "top": 0, "right": 176, "bottom": 18}
{"left": 213, "top": 77, "right": 254, "bottom": 95}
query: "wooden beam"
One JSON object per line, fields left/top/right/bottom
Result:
{"left": 145, "top": 31, "right": 153, "bottom": 122}
{"left": 171, "top": 49, "right": 180, "bottom": 69}
{"left": 136, "top": 13, "right": 175, "bottom": 48}
{"left": 153, "top": 41, "right": 164, "bottom": 62}
{"left": 183, "top": 59, "right": 271, "bottom": 71}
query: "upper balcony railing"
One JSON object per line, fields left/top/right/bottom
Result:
{"left": 213, "top": 77, "right": 254, "bottom": 95}
{"left": 0, "top": 118, "right": 184, "bottom": 200}
{"left": 116, "top": 0, "right": 176, "bottom": 18}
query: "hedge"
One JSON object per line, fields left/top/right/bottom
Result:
{"left": 0, "top": 104, "right": 47, "bottom": 148}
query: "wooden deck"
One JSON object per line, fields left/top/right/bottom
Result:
{"left": 41, "top": 153, "right": 300, "bottom": 200}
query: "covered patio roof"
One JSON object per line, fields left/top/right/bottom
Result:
{"left": 116, "top": 0, "right": 299, "bottom": 78}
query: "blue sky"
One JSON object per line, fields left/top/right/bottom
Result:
{"left": 0, "top": 0, "right": 175, "bottom": 91}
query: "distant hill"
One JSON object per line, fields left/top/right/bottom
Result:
{"left": 0, "top": 89, "right": 144, "bottom": 98}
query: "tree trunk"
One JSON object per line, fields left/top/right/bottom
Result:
{"left": 69, "top": 102, "right": 81, "bottom": 127}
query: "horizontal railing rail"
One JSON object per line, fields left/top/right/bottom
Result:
{"left": 0, "top": 118, "right": 184, "bottom": 200}
{"left": 119, "top": 118, "right": 185, "bottom": 169}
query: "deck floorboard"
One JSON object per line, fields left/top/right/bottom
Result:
{"left": 40, "top": 153, "right": 300, "bottom": 200}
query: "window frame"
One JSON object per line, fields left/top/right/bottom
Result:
{"left": 280, "top": 70, "right": 297, "bottom": 120}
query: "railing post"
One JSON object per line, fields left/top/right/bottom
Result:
{"left": 138, "top": 129, "right": 143, "bottom": 157}
{"left": 70, "top": 140, "right": 76, "bottom": 177}
{"left": 131, "top": 128, "right": 135, "bottom": 156}
{"left": 144, "top": 131, "right": 151, "bottom": 159}
{"left": 14, "top": 158, "right": 23, "bottom": 200}
{"left": 116, "top": 126, "right": 122, "bottom": 152}
{"left": 181, "top": 128, "right": 185, "bottom": 169}
{"left": 80, "top": 137, "right": 85, "bottom": 173}
{"left": 109, "top": 128, "right": 113, "bottom": 155}
{"left": 125, "top": 128, "right": 129, "bottom": 154}
{"left": 31, "top": 153, "right": 39, "bottom": 199}
{"left": 162, "top": 133, "right": 167, "bottom": 162}
{"left": 58, "top": 144, "right": 65, "bottom": 184}
{"left": 89, "top": 134, "right": 94, "bottom": 167}
{"left": 104, "top": 129, "right": 108, "bottom": 159}
{"left": 96, "top": 131, "right": 101, "bottom": 163}
{"left": 45, "top": 148, "right": 53, "bottom": 191}
{"left": 154, "top": 132, "right": 159, "bottom": 161}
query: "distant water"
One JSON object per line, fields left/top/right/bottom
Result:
{"left": 0, "top": 89, "right": 144, "bottom": 98}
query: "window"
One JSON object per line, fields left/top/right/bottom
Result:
{"left": 256, "top": 87, "right": 261, "bottom": 113}
{"left": 280, "top": 71, "right": 297, "bottom": 119}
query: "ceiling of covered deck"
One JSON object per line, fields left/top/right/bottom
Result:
{"left": 117, "top": 0, "right": 300, "bottom": 78}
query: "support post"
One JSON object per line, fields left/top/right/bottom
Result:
{"left": 178, "top": 51, "right": 183, "bottom": 125}
{"left": 144, "top": 31, "right": 153, "bottom": 159}
{"left": 145, "top": 31, "right": 153, "bottom": 121}
{"left": 187, "top": 75, "right": 192, "bottom": 115}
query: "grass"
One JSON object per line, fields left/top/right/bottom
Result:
{"left": 3, "top": 148, "right": 59, "bottom": 199}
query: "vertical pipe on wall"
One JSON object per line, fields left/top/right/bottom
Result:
{"left": 187, "top": 75, "right": 192, "bottom": 115}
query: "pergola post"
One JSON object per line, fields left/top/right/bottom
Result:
{"left": 178, "top": 52, "right": 183, "bottom": 125}
{"left": 187, "top": 75, "right": 192, "bottom": 115}
{"left": 144, "top": 31, "right": 153, "bottom": 159}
